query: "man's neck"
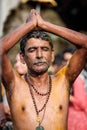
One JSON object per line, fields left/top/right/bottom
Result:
{"left": 26, "top": 72, "right": 50, "bottom": 89}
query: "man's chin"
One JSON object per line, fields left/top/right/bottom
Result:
{"left": 31, "top": 68, "right": 48, "bottom": 75}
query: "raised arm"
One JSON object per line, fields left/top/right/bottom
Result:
{"left": 0, "top": 9, "right": 37, "bottom": 54}
{"left": 36, "top": 11, "right": 87, "bottom": 83}
{"left": 0, "top": 9, "right": 37, "bottom": 89}
{"left": 36, "top": 11, "right": 87, "bottom": 47}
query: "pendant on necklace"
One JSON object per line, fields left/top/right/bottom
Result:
{"left": 36, "top": 116, "right": 41, "bottom": 122}
{"left": 36, "top": 126, "right": 44, "bottom": 130}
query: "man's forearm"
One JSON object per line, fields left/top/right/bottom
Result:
{"left": 0, "top": 21, "right": 35, "bottom": 55}
{"left": 40, "top": 21, "right": 87, "bottom": 47}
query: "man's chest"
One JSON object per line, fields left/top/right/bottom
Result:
{"left": 10, "top": 81, "right": 69, "bottom": 115}
{"left": 8, "top": 80, "right": 69, "bottom": 130}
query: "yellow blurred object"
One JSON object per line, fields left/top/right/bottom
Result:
{"left": 1, "top": 83, "right": 5, "bottom": 96}
{"left": 21, "top": 0, "right": 57, "bottom": 7}
{"left": 21, "top": 0, "right": 29, "bottom": 3}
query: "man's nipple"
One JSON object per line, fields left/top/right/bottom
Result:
{"left": 59, "top": 105, "right": 63, "bottom": 110}
{"left": 22, "top": 106, "right": 25, "bottom": 111}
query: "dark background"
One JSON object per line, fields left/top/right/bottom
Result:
{"left": 55, "top": 0, "right": 87, "bottom": 31}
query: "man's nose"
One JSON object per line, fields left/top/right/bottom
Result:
{"left": 36, "top": 48, "right": 42, "bottom": 58}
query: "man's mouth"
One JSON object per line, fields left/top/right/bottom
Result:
{"left": 33, "top": 59, "right": 47, "bottom": 65}
{"left": 34, "top": 62, "right": 46, "bottom": 66}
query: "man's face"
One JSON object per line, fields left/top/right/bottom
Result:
{"left": 23, "top": 38, "right": 54, "bottom": 75}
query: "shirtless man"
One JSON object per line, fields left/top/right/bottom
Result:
{"left": 0, "top": 9, "right": 87, "bottom": 130}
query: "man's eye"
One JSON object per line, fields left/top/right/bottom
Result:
{"left": 42, "top": 47, "right": 49, "bottom": 51}
{"left": 27, "top": 48, "right": 36, "bottom": 52}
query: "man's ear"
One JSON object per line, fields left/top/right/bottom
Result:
{"left": 20, "top": 53, "right": 26, "bottom": 64}
{"left": 51, "top": 50, "right": 54, "bottom": 63}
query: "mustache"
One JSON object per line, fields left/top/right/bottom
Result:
{"left": 33, "top": 59, "right": 47, "bottom": 65}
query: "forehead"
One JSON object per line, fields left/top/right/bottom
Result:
{"left": 25, "top": 37, "right": 51, "bottom": 48}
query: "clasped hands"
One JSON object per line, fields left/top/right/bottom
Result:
{"left": 26, "top": 9, "right": 44, "bottom": 29}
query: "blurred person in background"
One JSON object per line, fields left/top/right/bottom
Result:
{"left": 0, "top": 83, "right": 7, "bottom": 129}
{"left": 14, "top": 52, "right": 28, "bottom": 77}
{"left": 68, "top": 75, "right": 87, "bottom": 130}
{"left": 49, "top": 53, "right": 64, "bottom": 74}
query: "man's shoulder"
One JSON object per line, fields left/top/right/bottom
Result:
{"left": 54, "top": 65, "right": 67, "bottom": 77}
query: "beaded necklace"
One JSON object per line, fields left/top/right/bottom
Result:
{"left": 26, "top": 75, "right": 52, "bottom": 130}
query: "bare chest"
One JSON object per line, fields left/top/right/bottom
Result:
{"left": 8, "top": 78, "right": 69, "bottom": 130}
